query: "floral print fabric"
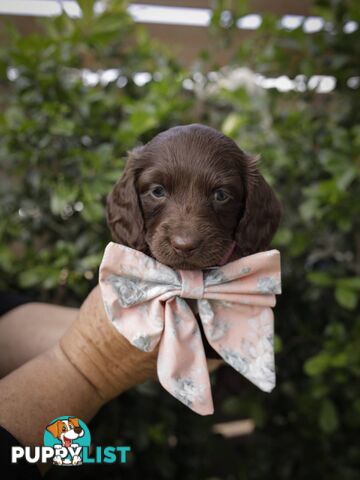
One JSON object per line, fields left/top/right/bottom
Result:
{"left": 99, "top": 242, "right": 281, "bottom": 415}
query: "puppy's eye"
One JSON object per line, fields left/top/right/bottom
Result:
{"left": 213, "top": 189, "right": 231, "bottom": 203}
{"left": 62, "top": 426, "right": 67, "bottom": 432}
{"left": 150, "top": 185, "right": 166, "bottom": 198}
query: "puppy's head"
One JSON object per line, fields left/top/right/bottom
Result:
{"left": 46, "top": 417, "right": 84, "bottom": 446}
{"left": 107, "top": 124, "right": 281, "bottom": 270}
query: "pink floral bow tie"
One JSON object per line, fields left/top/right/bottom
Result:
{"left": 99, "top": 242, "right": 281, "bottom": 415}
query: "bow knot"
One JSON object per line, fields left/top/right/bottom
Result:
{"left": 180, "top": 270, "right": 204, "bottom": 299}
{"left": 99, "top": 242, "right": 281, "bottom": 415}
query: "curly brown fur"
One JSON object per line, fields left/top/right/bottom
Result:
{"left": 106, "top": 124, "right": 282, "bottom": 270}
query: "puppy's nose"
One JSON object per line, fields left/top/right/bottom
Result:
{"left": 171, "top": 234, "right": 201, "bottom": 254}
{"left": 74, "top": 427, "right": 82, "bottom": 434}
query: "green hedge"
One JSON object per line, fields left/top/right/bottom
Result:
{"left": 0, "top": 1, "right": 359, "bottom": 478}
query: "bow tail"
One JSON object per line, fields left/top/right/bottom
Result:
{"left": 157, "top": 297, "right": 214, "bottom": 415}
{"left": 199, "top": 299, "right": 276, "bottom": 392}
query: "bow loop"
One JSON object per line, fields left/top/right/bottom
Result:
{"left": 99, "top": 242, "right": 281, "bottom": 415}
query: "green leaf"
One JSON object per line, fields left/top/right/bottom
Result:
{"left": 307, "top": 272, "right": 334, "bottom": 288}
{"left": 19, "top": 270, "right": 41, "bottom": 288}
{"left": 335, "top": 287, "right": 358, "bottom": 310}
{"left": 77, "top": 0, "right": 95, "bottom": 20}
{"left": 222, "top": 113, "right": 243, "bottom": 136}
{"left": 336, "top": 167, "right": 356, "bottom": 191}
{"left": 50, "top": 118, "right": 75, "bottom": 136}
{"left": 81, "top": 202, "right": 104, "bottom": 222}
{"left": 304, "top": 352, "right": 331, "bottom": 376}
{"left": 319, "top": 399, "right": 339, "bottom": 433}
{"left": 92, "top": 13, "right": 129, "bottom": 35}
{"left": 337, "top": 277, "right": 360, "bottom": 291}
{"left": 330, "top": 352, "right": 348, "bottom": 368}
{"left": 299, "top": 198, "right": 319, "bottom": 222}
{"left": 273, "top": 228, "right": 292, "bottom": 246}
{"left": 274, "top": 334, "right": 282, "bottom": 353}
{"left": 50, "top": 185, "right": 78, "bottom": 215}
{"left": 78, "top": 253, "right": 103, "bottom": 270}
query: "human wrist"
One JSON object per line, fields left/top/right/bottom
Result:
{"left": 0, "top": 345, "right": 103, "bottom": 450}
{"left": 44, "top": 344, "right": 105, "bottom": 417}
{"left": 59, "top": 286, "right": 157, "bottom": 402}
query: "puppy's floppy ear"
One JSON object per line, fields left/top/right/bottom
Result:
{"left": 68, "top": 417, "right": 80, "bottom": 428}
{"left": 46, "top": 420, "right": 60, "bottom": 438}
{"left": 235, "top": 154, "right": 282, "bottom": 255}
{"left": 106, "top": 147, "right": 147, "bottom": 251}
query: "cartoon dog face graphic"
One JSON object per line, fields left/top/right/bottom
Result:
{"left": 46, "top": 417, "right": 84, "bottom": 465}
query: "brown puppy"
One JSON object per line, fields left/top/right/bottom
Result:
{"left": 106, "top": 124, "right": 282, "bottom": 358}
{"left": 107, "top": 123, "right": 281, "bottom": 270}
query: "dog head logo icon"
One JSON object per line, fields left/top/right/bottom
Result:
{"left": 44, "top": 416, "right": 91, "bottom": 466}
{"left": 46, "top": 417, "right": 84, "bottom": 448}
